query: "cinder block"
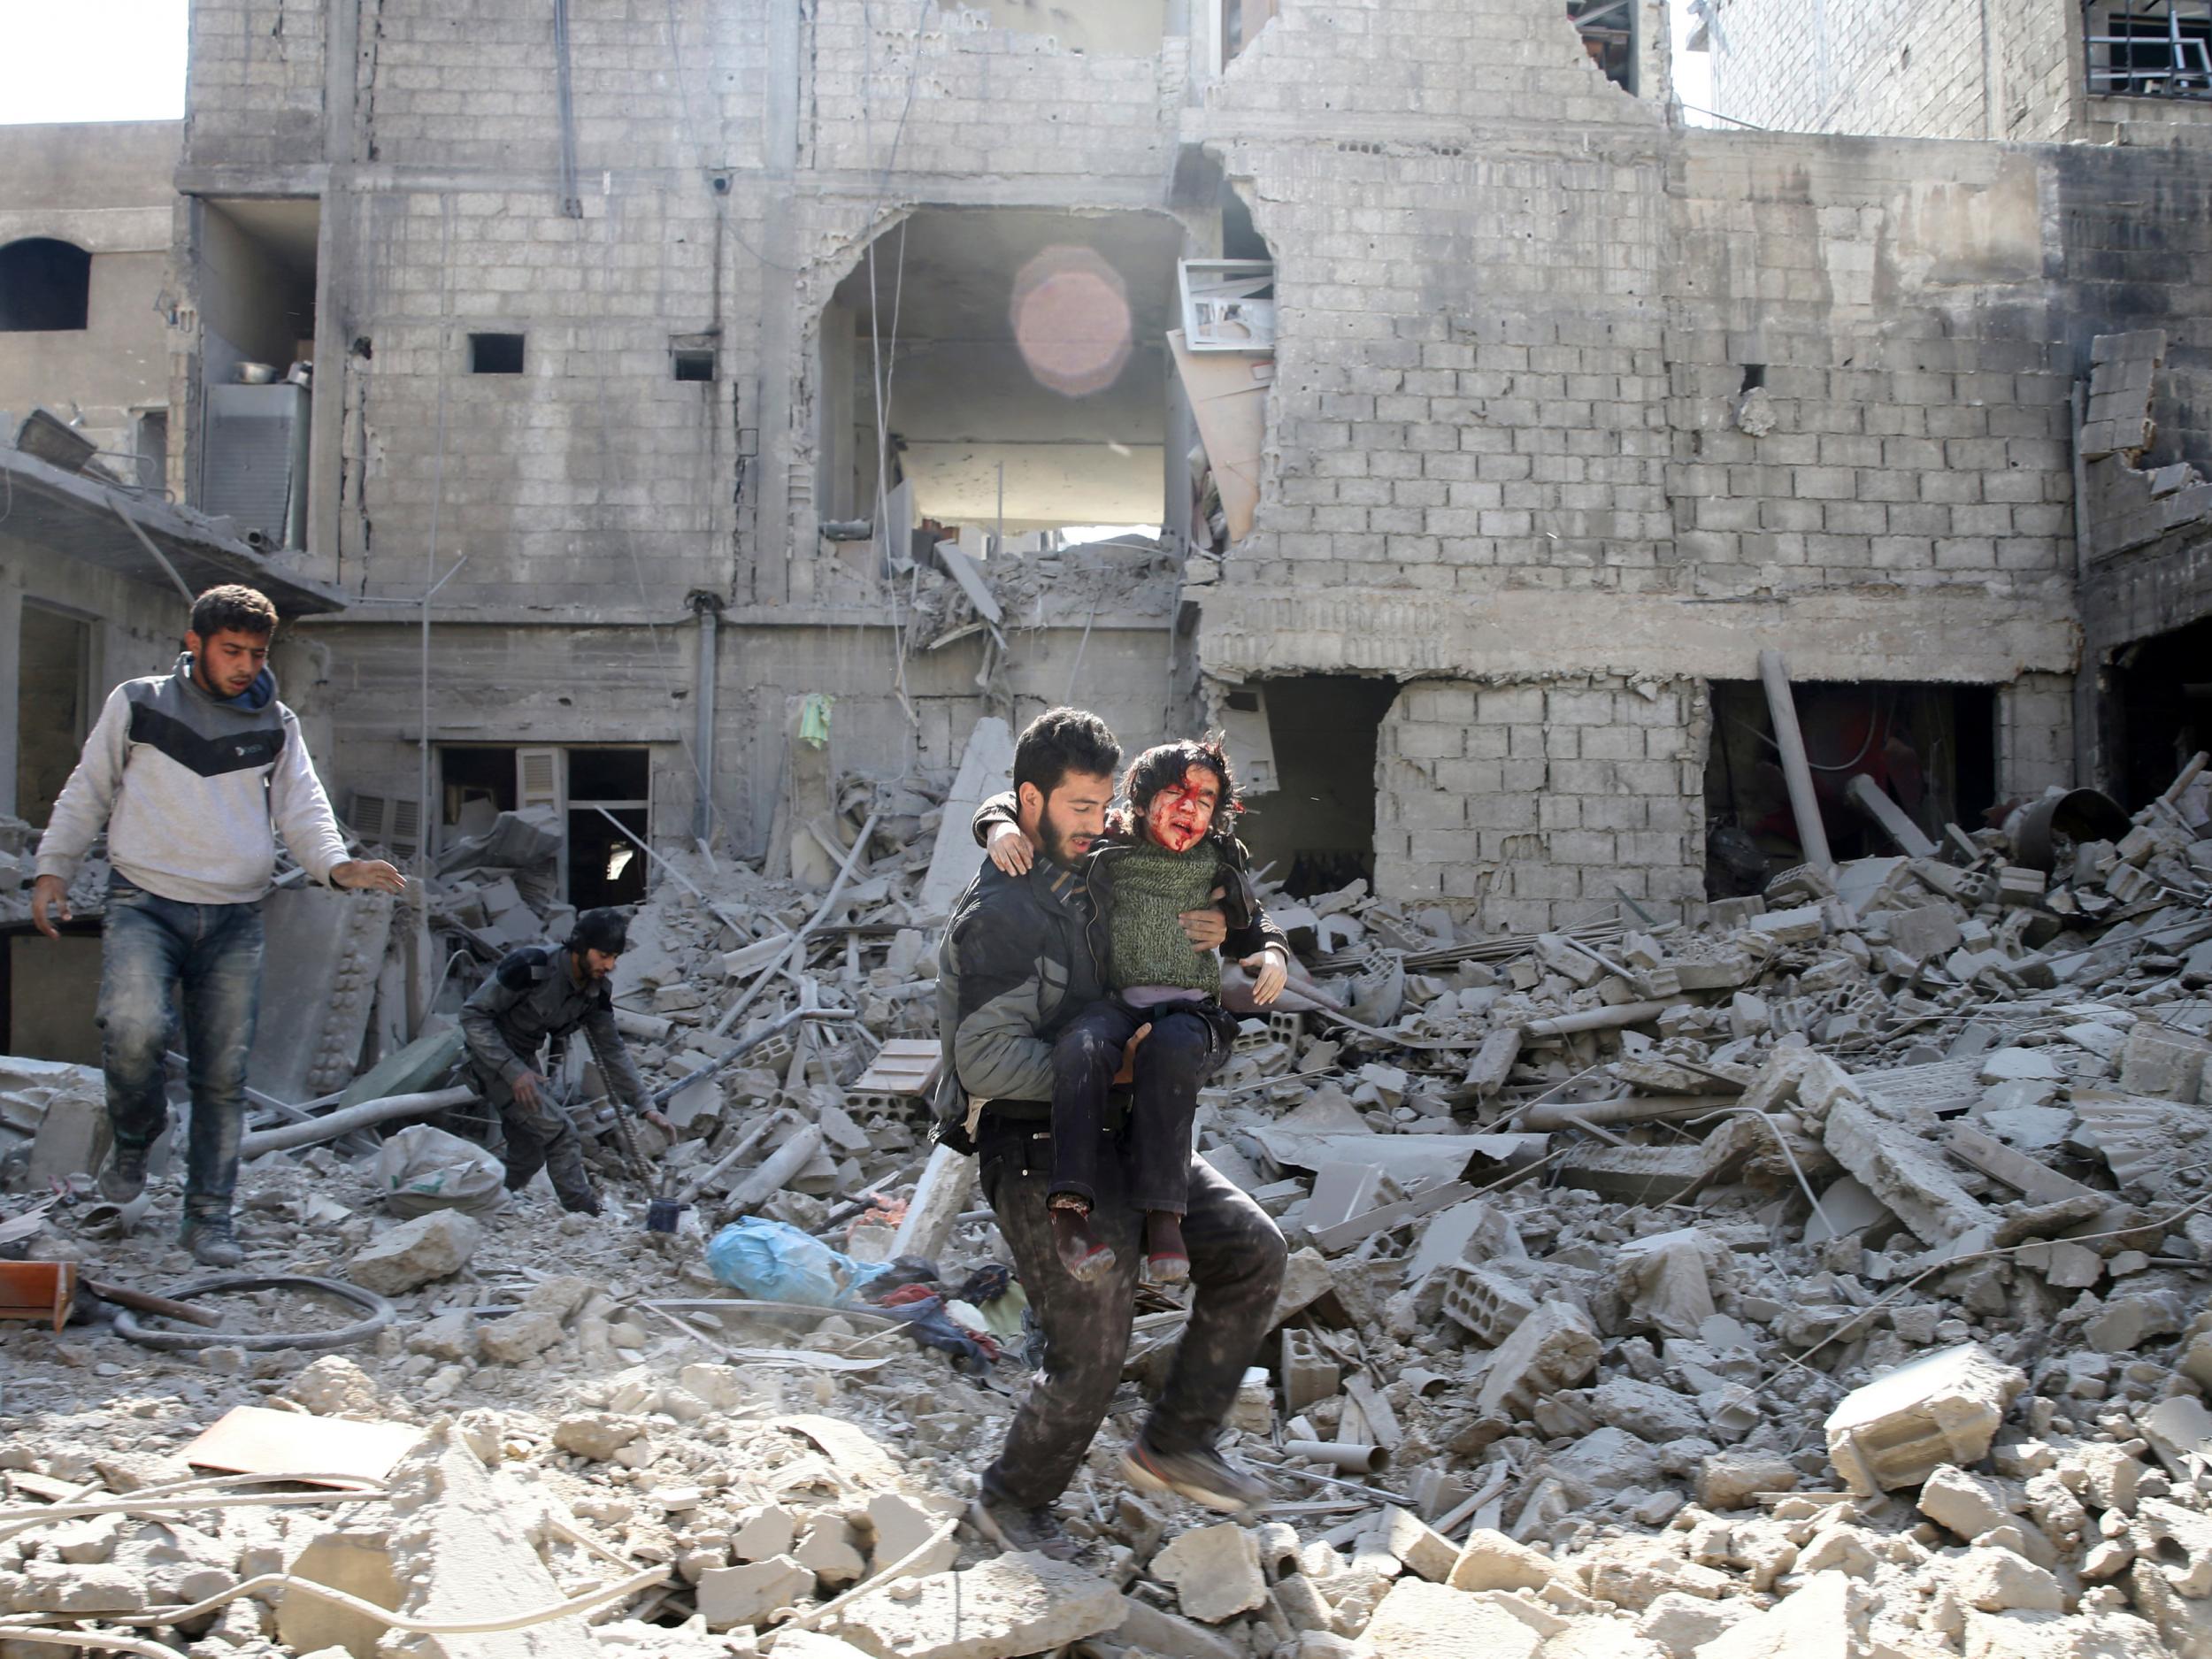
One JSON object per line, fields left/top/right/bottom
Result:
{"left": 1473, "top": 1300, "right": 1601, "bottom": 1419}
{"left": 1440, "top": 1264, "right": 1539, "bottom": 1346}
{"left": 1279, "top": 1327, "right": 1340, "bottom": 1416}
{"left": 1823, "top": 1343, "right": 2028, "bottom": 1495}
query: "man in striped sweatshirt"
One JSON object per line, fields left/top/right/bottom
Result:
{"left": 30, "top": 585, "right": 406, "bottom": 1265}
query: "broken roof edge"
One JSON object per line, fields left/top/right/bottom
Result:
{"left": 0, "top": 441, "right": 348, "bottom": 618}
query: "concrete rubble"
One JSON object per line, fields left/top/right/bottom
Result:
{"left": 4, "top": 763, "right": 2212, "bottom": 1659}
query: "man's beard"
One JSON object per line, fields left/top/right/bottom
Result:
{"left": 1038, "top": 819, "right": 1087, "bottom": 869}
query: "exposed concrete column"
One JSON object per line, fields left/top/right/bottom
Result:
{"left": 747, "top": 0, "right": 804, "bottom": 608}
{"left": 690, "top": 592, "right": 724, "bottom": 843}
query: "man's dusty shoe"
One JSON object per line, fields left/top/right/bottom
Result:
{"left": 1121, "top": 1437, "right": 1271, "bottom": 1514}
{"left": 968, "top": 1489, "right": 1086, "bottom": 1563}
{"left": 180, "top": 1217, "right": 244, "bottom": 1269}
{"left": 98, "top": 1143, "right": 149, "bottom": 1204}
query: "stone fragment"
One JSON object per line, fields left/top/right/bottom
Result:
{"left": 1824, "top": 1343, "right": 2027, "bottom": 1494}
{"left": 552, "top": 1414, "right": 642, "bottom": 1462}
{"left": 2116, "top": 1022, "right": 2211, "bottom": 1102}
{"left": 696, "top": 1556, "right": 813, "bottom": 1630}
{"left": 825, "top": 1551, "right": 1122, "bottom": 1659}
{"left": 1153, "top": 1522, "right": 1267, "bottom": 1623}
{"left": 733, "top": 1505, "right": 800, "bottom": 1562}
{"left": 1588, "top": 1379, "right": 1706, "bottom": 1444}
{"left": 282, "top": 1355, "right": 382, "bottom": 1417}
{"left": 1446, "top": 1529, "right": 1555, "bottom": 1594}
{"left": 794, "top": 1517, "right": 867, "bottom": 1588}
{"left": 1581, "top": 1538, "right": 1730, "bottom": 1612}
{"left": 479, "top": 1310, "right": 566, "bottom": 1363}
{"left": 1114, "top": 1595, "right": 1242, "bottom": 1659}
{"left": 863, "top": 1491, "right": 958, "bottom": 1575}
{"left": 1475, "top": 1300, "right": 1601, "bottom": 1418}
{"left": 1953, "top": 1547, "right": 2063, "bottom": 1614}
{"left": 679, "top": 1363, "right": 749, "bottom": 1409}
{"left": 17, "top": 1560, "right": 148, "bottom": 1614}
{"left": 1694, "top": 1453, "right": 1799, "bottom": 1512}
{"left": 1748, "top": 905, "right": 1824, "bottom": 945}
{"left": 1961, "top": 1610, "right": 2170, "bottom": 1659}
{"left": 1380, "top": 1507, "right": 1457, "bottom": 1583}
{"left": 348, "top": 1210, "right": 483, "bottom": 1295}
{"left": 1633, "top": 1590, "right": 1753, "bottom": 1658}
{"left": 1980, "top": 1048, "right": 2064, "bottom": 1086}
{"left": 1693, "top": 1571, "right": 1866, "bottom": 1659}
{"left": 1356, "top": 1578, "right": 1542, "bottom": 1659}
{"left": 1918, "top": 1464, "right": 2015, "bottom": 1541}
{"left": 409, "top": 1312, "right": 480, "bottom": 1362}
{"left": 2085, "top": 1293, "right": 2183, "bottom": 1354}
{"left": 1614, "top": 1230, "right": 1720, "bottom": 1339}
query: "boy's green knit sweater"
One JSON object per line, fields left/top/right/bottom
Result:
{"left": 1106, "top": 836, "right": 1221, "bottom": 997}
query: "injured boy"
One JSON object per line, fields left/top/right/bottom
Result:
{"left": 1044, "top": 739, "right": 1290, "bottom": 1283}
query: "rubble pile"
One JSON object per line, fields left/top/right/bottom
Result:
{"left": 4, "top": 764, "right": 2212, "bottom": 1659}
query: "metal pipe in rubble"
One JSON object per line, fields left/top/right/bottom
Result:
{"left": 235, "top": 1086, "right": 478, "bottom": 1157}
{"left": 690, "top": 593, "right": 722, "bottom": 844}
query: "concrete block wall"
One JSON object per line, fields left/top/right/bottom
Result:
{"left": 1704, "top": 0, "right": 2000, "bottom": 140}
{"left": 1374, "top": 677, "right": 1706, "bottom": 932}
{"left": 357, "top": 0, "right": 770, "bottom": 173}
{"left": 328, "top": 182, "right": 752, "bottom": 609}
{"left": 805, "top": 1, "right": 1174, "bottom": 185}
{"left": 187, "top": 0, "right": 329, "bottom": 167}
{"left": 1998, "top": 672, "right": 2076, "bottom": 802}
{"left": 1663, "top": 137, "right": 2077, "bottom": 602}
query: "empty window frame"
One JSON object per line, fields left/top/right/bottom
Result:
{"left": 469, "top": 332, "right": 526, "bottom": 374}
{"left": 1568, "top": 0, "right": 1635, "bottom": 94}
{"left": 0, "top": 238, "right": 92, "bottom": 332}
{"left": 2085, "top": 1, "right": 2212, "bottom": 97}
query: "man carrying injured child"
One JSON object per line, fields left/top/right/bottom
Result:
{"left": 997, "top": 739, "right": 1291, "bottom": 1285}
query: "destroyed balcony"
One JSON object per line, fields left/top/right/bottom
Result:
{"left": 2084, "top": 0, "right": 2212, "bottom": 100}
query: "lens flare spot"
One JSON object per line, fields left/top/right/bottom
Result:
{"left": 1010, "top": 246, "right": 1133, "bottom": 398}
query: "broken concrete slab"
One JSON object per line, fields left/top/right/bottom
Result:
{"left": 1475, "top": 1301, "right": 1601, "bottom": 1419}
{"left": 379, "top": 1423, "right": 598, "bottom": 1659}
{"left": 1823, "top": 1096, "right": 1996, "bottom": 1246}
{"left": 1356, "top": 1578, "right": 1543, "bottom": 1659}
{"left": 696, "top": 1555, "right": 813, "bottom": 1629}
{"left": 824, "top": 1551, "right": 1122, "bottom": 1659}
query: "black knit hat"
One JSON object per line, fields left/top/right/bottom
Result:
{"left": 568, "top": 907, "right": 631, "bottom": 956}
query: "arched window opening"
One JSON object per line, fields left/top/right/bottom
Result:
{"left": 0, "top": 238, "right": 93, "bottom": 332}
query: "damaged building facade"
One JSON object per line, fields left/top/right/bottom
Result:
{"left": 146, "top": 0, "right": 2210, "bottom": 926}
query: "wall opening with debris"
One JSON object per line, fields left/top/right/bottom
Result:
{"left": 813, "top": 207, "right": 1183, "bottom": 559}
{"left": 1232, "top": 675, "right": 1397, "bottom": 897}
{"left": 440, "top": 743, "right": 655, "bottom": 910}
{"left": 189, "top": 197, "right": 319, "bottom": 548}
{"left": 2111, "top": 615, "right": 2212, "bottom": 809}
{"left": 1703, "top": 680, "right": 1999, "bottom": 896}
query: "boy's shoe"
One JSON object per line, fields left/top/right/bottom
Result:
{"left": 1144, "top": 1212, "right": 1189, "bottom": 1286}
{"left": 969, "top": 1487, "right": 1086, "bottom": 1562}
{"left": 1121, "top": 1436, "right": 1271, "bottom": 1514}
{"left": 98, "top": 1143, "right": 150, "bottom": 1204}
{"left": 1049, "top": 1203, "right": 1116, "bottom": 1283}
{"left": 180, "top": 1216, "right": 244, "bottom": 1269}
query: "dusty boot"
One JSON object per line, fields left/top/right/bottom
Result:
{"left": 1145, "top": 1211, "right": 1189, "bottom": 1286}
{"left": 1049, "top": 1196, "right": 1115, "bottom": 1282}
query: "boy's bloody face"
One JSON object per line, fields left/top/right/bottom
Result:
{"left": 1143, "top": 764, "right": 1221, "bottom": 852}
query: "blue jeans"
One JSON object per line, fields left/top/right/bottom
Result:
{"left": 97, "top": 878, "right": 265, "bottom": 1221}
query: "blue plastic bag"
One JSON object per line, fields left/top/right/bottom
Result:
{"left": 703, "top": 1217, "right": 896, "bottom": 1308}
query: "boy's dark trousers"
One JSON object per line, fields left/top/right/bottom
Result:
{"left": 1048, "top": 995, "right": 1233, "bottom": 1214}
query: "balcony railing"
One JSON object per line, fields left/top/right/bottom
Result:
{"left": 2085, "top": 2, "right": 2212, "bottom": 100}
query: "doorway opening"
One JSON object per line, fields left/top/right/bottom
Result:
{"left": 15, "top": 601, "right": 92, "bottom": 827}
{"left": 438, "top": 743, "right": 653, "bottom": 908}
{"left": 1230, "top": 676, "right": 1397, "bottom": 897}
{"left": 2110, "top": 615, "right": 2212, "bottom": 807}
{"left": 193, "top": 197, "right": 319, "bottom": 546}
{"left": 1703, "top": 680, "right": 1998, "bottom": 896}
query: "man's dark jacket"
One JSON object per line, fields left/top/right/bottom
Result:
{"left": 932, "top": 793, "right": 1288, "bottom": 1152}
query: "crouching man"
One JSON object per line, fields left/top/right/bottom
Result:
{"left": 458, "top": 907, "right": 667, "bottom": 1214}
{"left": 30, "top": 585, "right": 406, "bottom": 1264}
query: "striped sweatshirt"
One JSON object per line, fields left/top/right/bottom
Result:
{"left": 35, "top": 655, "right": 349, "bottom": 905}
